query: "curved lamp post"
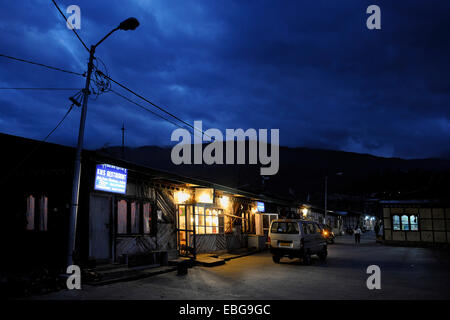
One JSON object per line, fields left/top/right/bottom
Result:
{"left": 67, "top": 18, "right": 140, "bottom": 267}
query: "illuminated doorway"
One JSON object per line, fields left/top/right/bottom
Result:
{"left": 177, "top": 205, "right": 196, "bottom": 257}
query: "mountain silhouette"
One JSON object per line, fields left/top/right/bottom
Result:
{"left": 99, "top": 142, "right": 450, "bottom": 207}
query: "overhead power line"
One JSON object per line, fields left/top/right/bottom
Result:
{"left": 51, "top": 0, "right": 90, "bottom": 52}
{"left": 111, "top": 89, "right": 185, "bottom": 129}
{"left": 0, "top": 53, "right": 85, "bottom": 77}
{"left": 110, "top": 89, "right": 202, "bottom": 139}
{"left": 0, "top": 87, "right": 80, "bottom": 91}
{"left": 41, "top": 104, "right": 76, "bottom": 142}
{"left": 97, "top": 71, "right": 210, "bottom": 139}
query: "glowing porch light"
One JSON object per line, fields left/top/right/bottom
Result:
{"left": 220, "top": 196, "right": 229, "bottom": 208}
{"left": 175, "top": 190, "right": 190, "bottom": 203}
{"left": 199, "top": 193, "right": 212, "bottom": 203}
{"left": 301, "top": 208, "right": 309, "bottom": 217}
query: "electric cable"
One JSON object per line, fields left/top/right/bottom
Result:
{"left": 110, "top": 88, "right": 200, "bottom": 137}
{"left": 51, "top": 0, "right": 90, "bottom": 52}
{"left": 0, "top": 53, "right": 85, "bottom": 77}
{"left": 0, "top": 87, "right": 80, "bottom": 91}
{"left": 97, "top": 71, "right": 210, "bottom": 139}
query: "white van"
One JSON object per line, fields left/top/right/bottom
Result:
{"left": 268, "top": 219, "right": 327, "bottom": 264}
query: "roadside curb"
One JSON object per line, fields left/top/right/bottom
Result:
{"left": 196, "top": 249, "right": 261, "bottom": 266}
{"left": 86, "top": 266, "right": 177, "bottom": 286}
{"left": 218, "top": 249, "right": 260, "bottom": 261}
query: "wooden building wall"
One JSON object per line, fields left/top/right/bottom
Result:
{"left": 155, "top": 188, "right": 178, "bottom": 259}
{"left": 113, "top": 185, "right": 178, "bottom": 260}
{"left": 194, "top": 195, "right": 250, "bottom": 254}
{"left": 383, "top": 205, "right": 450, "bottom": 244}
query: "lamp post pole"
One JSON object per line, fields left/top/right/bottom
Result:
{"left": 67, "top": 45, "right": 96, "bottom": 267}
{"left": 66, "top": 17, "right": 140, "bottom": 267}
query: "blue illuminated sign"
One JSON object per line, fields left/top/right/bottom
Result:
{"left": 257, "top": 202, "right": 265, "bottom": 212}
{"left": 94, "top": 164, "right": 128, "bottom": 194}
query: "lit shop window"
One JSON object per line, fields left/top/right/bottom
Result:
{"left": 117, "top": 200, "right": 127, "bottom": 234}
{"left": 193, "top": 206, "right": 223, "bottom": 234}
{"left": 410, "top": 215, "right": 419, "bottom": 231}
{"left": 179, "top": 205, "right": 186, "bottom": 230}
{"left": 187, "top": 206, "right": 194, "bottom": 230}
{"left": 195, "top": 206, "right": 205, "bottom": 234}
{"left": 143, "top": 202, "right": 151, "bottom": 234}
{"left": 401, "top": 215, "right": 410, "bottom": 230}
{"left": 392, "top": 215, "right": 400, "bottom": 230}
{"left": 392, "top": 214, "right": 419, "bottom": 231}
{"left": 178, "top": 205, "right": 195, "bottom": 231}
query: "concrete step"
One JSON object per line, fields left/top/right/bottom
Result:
{"left": 212, "top": 249, "right": 258, "bottom": 261}
{"left": 168, "top": 257, "right": 194, "bottom": 268}
{"left": 96, "top": 264, "right": 160, "bottom": 281}
{"left": 195, "top": 256, "right": 225, "bottom": 267}
{"left": 88, "top": 263, "right": 126, "bottom": 272}
{"left": 86, "top": 265, "right": 176, "bottom": 286}
{"left": 216, "top": 253, "right": 240, "bottom": 261}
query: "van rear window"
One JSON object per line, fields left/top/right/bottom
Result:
{"left": 271, "top": 222, "right": 299, "bottom": 234}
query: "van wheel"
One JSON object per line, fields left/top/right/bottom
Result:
{"left": 302, "top": 252, "right": 311, "bottom": 265}
{"left": 272, "top": 256, "right": 281, "bottom": 264}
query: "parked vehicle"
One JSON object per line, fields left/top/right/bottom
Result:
{"left": 268, "top": 219, "right": 327, "bottom": 265}
{"left": 318, "top": 223, "right": 335, "bottom": 244}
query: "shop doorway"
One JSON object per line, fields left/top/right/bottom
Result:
{"left": 177, "top": 205, "right": 196, "bottom": 257}
{"left": 89, "top": 194, "right": 112, "bottom": 261}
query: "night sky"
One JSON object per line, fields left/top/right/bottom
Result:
{"left": 1, "top": 0, "right": 449, "bottom": 159}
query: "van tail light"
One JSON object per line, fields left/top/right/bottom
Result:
{"left": 268, "top": 236, "right": 271, "bottom": 243}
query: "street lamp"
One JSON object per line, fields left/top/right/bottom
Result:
{"left": 118, "top": 17, "right": 140, "bottom": 30}
{"left": 67, "top": 17, "right": 140, "bottom": 267}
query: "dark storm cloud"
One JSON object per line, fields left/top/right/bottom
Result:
{"left": 0, "top": 0, "right": 449, "bottom": 158}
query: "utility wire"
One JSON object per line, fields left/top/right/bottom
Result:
{"left": 98, "top": 71, "right": 210, "bottom": 139}
{"left": 111, "top": 89, "right": 202, "bottom": 139}
{"left": 111, "top": 89, "right": 185, "bottom": 129}
{"left": 0, "top": 87, "right": 80, "bottom": 91}
{"left": 1, "top": 52, "right": 208, "bottom": 138}
{"left": 51, "top": 0, "right": 90, "bottom": 52}
{"left": 41, "top": 104, "right": 76, "bottom": 142}
{"left": 0, "top": 53, "right": 85, "bottom": 77}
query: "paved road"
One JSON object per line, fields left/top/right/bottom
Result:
{"left": 32, "top": 232, "right": 450, "bottom": 299}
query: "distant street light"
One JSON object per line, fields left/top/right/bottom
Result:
{"left": 67, "top": 17, "right": 140, "bottom": 267}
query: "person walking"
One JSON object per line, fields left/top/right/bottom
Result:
{"left": 374, "top": 222, "right": 380, "bottom": 237}
{"left": 354, "top": 225, "right": 362, "bottom": 244}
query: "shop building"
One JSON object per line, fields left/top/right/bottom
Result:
{"left": 0, "top": 133, "right": 294, "bottom": 273}
{"left": 381, "top": 200, "right": 450, "bottom": 245}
